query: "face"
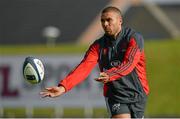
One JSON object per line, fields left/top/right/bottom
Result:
{"left": 101, "top": 11, "right": 122, "bottom": 38}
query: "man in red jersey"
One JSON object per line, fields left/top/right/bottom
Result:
{"left": 40, "top": 6, "right": 149, "bottom": 118}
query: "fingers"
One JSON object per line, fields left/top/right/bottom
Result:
{"left": 95, "top": 78, "right": 102, "bottom": 82}
{"left": 40, "top": 87, "right": 54, "bottom": 98}
{"left": 40, "top": 91, "right": 57, "bottom": 98}
{"left": 45, "top": 87, "right": 55, "bottom": 91}
{"left": 95, "top": 77, "right": 109, "bottom": 83}
{"left": 40, "top": 90, "right": 51, "bottom": 97}
{"left": 100, "top": 72, "right": 109, "bottom": 77}
{"left": 40, "top": 86, "right": 65, "bottom": 98}
{"left": 95, "top": 77, "right": 106, "bottom": 81}
{"left": 45, "top": 87, "right": 52, "bottom": 90}
{"left": 40, "top": 92, "right": 50, "bottom": 98}
{"left": 95, "top": 72, "right": 110, "bottom": 83}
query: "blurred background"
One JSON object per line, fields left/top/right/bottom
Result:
{"left": 0, "top": 0, "right": 180, "bottom": 118}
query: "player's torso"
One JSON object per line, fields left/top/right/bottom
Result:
{"left": 97, "top": 27, "right": 147, "bottom": 103}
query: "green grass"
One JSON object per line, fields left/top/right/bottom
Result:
{"left": 0, "top": 43, "right": 88, "bottom": 55}
{"left": 144, "top": 40, "right": 180, "bottom": 117}
{"left": 2, "top": 107, "right": 107, "bottom": 118}
{"left": 3, "top": 107, "right": 26, "bottom": 118}
{"left": 33, "top": 107, "right": 55, "bottom": 118}
{"left": 63, "top": 108, "right": 84, "bottom": 118}
{"left": 1, "top": 39, "right": 180, "bottom": 117}
{"left": 93, "top": 107, "right": 108, "bottom": 118}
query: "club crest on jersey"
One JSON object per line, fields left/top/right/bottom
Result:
{"left": 110, "top": 60, "right": 121, "bottom": 67}
{"left": 112, "top": 103, "right": 121, "bottom": 112}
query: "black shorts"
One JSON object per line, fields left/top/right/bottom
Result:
{"left": 105, "top": 97, "right": 147, "bottom": 118}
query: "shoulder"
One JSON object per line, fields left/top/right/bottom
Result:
{"left": 87, "top": 35, "right": 105, "bottom": 51}
{"left": 124, "top": 27, "right": 144, "bottom": 40}
{"left": 124, "top": 27, "right": 144, "bottom": 50}
{"left": 92, "top": 35, "right": 106, "bottom": 47}
{"left": 95, "top": 35, "right": 106, "bottom": 43}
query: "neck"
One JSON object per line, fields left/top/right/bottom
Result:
{"left": 113, "top": 29, "right": 121, "bottom": 39}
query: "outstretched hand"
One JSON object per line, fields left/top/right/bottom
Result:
{"left": 95, "top": 72, "right": 110, "bottom": 83}
{"left": 40, "top": 86, "right": 65, "bottom": 98}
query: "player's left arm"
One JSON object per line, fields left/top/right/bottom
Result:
{"left": 104, "top": 34, "right": 144, "bottom": 81}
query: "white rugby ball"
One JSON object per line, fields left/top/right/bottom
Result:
{"left": 23, "top": 57, "right": 44, "bottom": 84}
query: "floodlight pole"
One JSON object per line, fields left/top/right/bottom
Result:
{"left": 143, "top": 1, "right": 180, "bottom": 39}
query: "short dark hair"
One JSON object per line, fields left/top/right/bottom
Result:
{"left": 101, "top": 6, "right": 122, "bottom": 17}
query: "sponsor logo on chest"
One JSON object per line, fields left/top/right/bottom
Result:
{"left": 110, "top": 60, "right": 121, "bottom": 67}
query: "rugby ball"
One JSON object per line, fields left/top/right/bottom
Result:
{"left": 23, "top": 57, "right": 44, "bottom": 84}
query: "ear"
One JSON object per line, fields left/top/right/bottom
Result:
{"left": 120, "top": 17, "right": 123, "bottom": 24}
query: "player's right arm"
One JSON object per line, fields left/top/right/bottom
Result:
{"left": 40, "top": 41, "right": 100, "bottom": 97}
{"left": 59, "top": 41, "right": 99, "bottom": 92}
